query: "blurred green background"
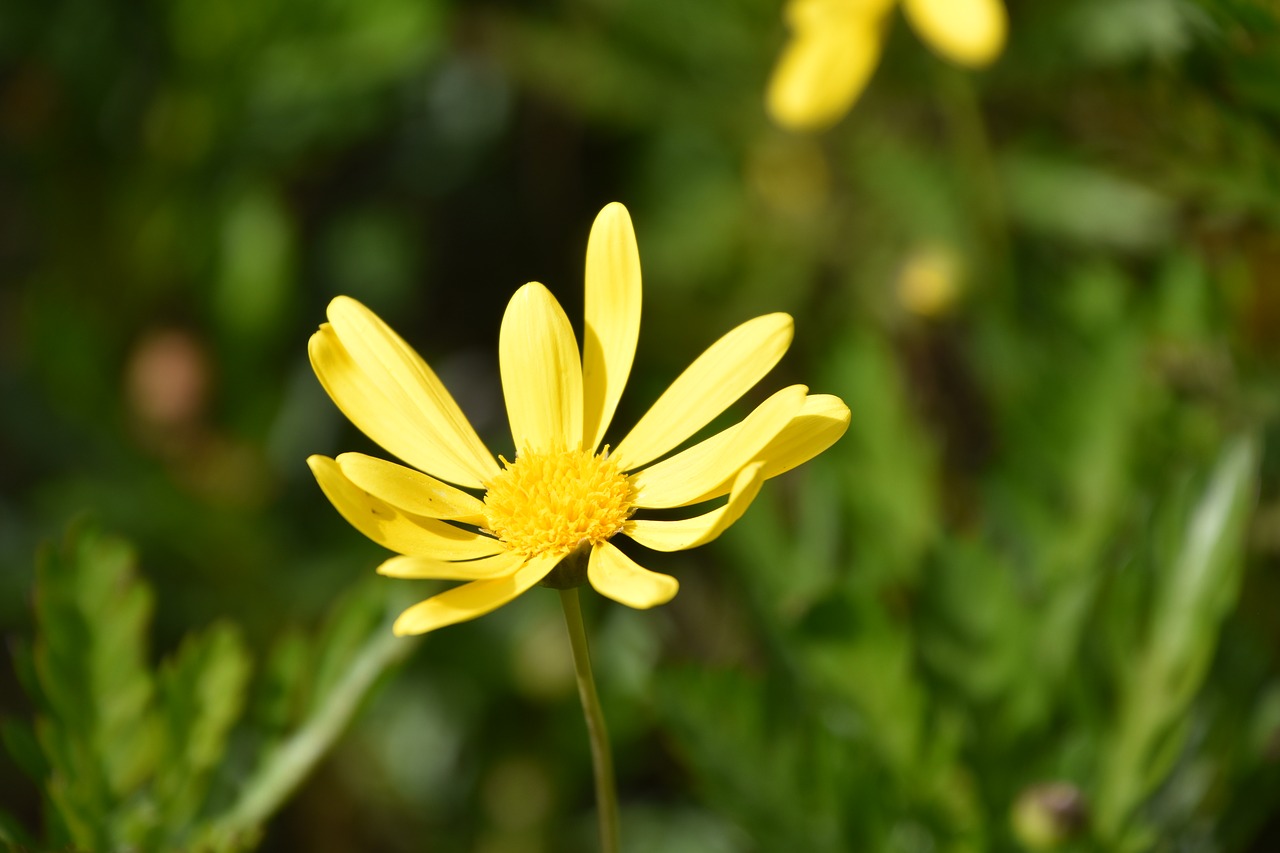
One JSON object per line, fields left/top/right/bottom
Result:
{"left": 3, "top": 0, "right": 1280, "bottom": 850}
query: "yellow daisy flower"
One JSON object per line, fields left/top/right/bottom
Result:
{"left": 767, "top": 0, "right": 1008, "bottom": 131}
{"left": 307, "top": 203, "right": 850, "bottom": 636}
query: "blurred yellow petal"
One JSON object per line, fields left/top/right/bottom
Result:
{"left": 336, "top": 452, "right": 487, "bottom": 523}
{"left": 903, "top": 0, "right": 1006, "bottom": 66}
{"left": 582, "top": 202, "right": 642, "bottom": 453}
{"left": 587, "top": 541, "right": 678, "bottom": 609}
{"left": 630, "top": 385, "right": 807, "bottom": 509}
{"left": 308, "top": 455, "right": 503, "bottom": 560}
{"left": 625, "top": 463, "right": 764, "bottom": 552}
{"left": 376, "top": 551, "right": 525, "bottom": 580}
{"left": 767, "top": 1, "right": 887, "bottom": 131}
{"left": 612, "top": 314, "right": 794, "bottom": 471}
{"left": 796, "top": 0, "right": 897, "bottom": 21}
{"left": 391, "top": 552, "right": 561, "bottom": 636}
{"left": 500, "top": 283, "right": 584, "bottom": 454}
{"left": 316, "top": 297, "right": 497, "bottom": 487}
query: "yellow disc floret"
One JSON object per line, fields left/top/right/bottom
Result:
{"left": 483, "top": 448, "right": 634, "bottom": 558}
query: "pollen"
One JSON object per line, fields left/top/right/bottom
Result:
{"left": 483, "top": 448, "right": 635, "bottom": 558}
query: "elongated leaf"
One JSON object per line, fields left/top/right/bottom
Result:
{"left": 1096, "top": 435, "right": 1259, "bottom": 841}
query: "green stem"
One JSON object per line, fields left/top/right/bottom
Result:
{"left": 560, "top": 588, "right": 621, "bottom": 853}
{"left": 210, "top": 628, "right": 416, "bottom": 842}
{"left": 940, "top": 69, "right": 1014, "bottom": 296}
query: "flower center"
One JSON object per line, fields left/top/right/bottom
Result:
{"left": 483, "top": 448, "right": 634, "bottom": 558}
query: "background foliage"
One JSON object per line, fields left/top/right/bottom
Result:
{"left": 3, "top": 0, "right": 1280, "bottom": 850}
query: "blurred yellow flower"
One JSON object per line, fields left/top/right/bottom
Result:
{"left": 897, "top": 243, "right": 963, "bottom": 317}
{"left": 308, "top": 203, "right": 850, "bottom": 635}
{"left": 767, "top": 0, "right": 1007, "bottom": 130}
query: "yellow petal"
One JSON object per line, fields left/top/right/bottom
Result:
{"left": 336, "top": 452, "right": 487, "bottom": 523}
{"left": 902, "top": 0, "right": 1006, "bottom": 66}
{"left": 499, "top": 283, "right": 584, "bottom": 454}
{"left": 637, "top": 394, "right": 851, "bottom": 506}
{"left": 784, "top": 0, "right": 896, "bottom": 26}
{"left": 629, "top": 385, "right": 808, "bottom": 508}
{"left": 587, "top": 541, "right": 678, "bottom": 609}
{"left": 754, "top": 393, "right": 851, "bottom": 481}
{"left": 625, "top": 463, "right": 764, "bottom": 553}
{"left": 314, "top": 297, "right": 497, "bottom": 487}
{"left": 376, "top": 551, "right": 525, "bottom": 580}
{"left": 309, "top": 455, "right": 503, "bottom": 560}
{"left": 310, "top": 327, "right": 438, "bottom": 480}
{"left": 612, "top": 314, "right": 794, "bottom": 471}
{"left": 767, "top": 1, "right": 887, "bottom": 131}
{"left": 391, "top": 552, "right": 561, "bottom": 635}
{"left": 582, "top": 202, "right": 642, "bottom": 453}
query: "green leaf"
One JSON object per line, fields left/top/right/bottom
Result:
{"left": 1, "top": 719, "right": 48, "bottom": 784}
{"left": 251, "top": 626, "right": 312, "bottom": 740}
{"left": 1096, "top": 435, "right": 1259, "bottom": 841}
{"left": 206, "top": 581, "right": 415, "bottom": 844}
{"left": 1148, "top": 437, "right": 1257, "bottom": 699}
{"left": 306, "top": 576, "right": 393, "bottom": 716}
{"left": 30, "top": 524, "right": 160, "bottom": 850}
{"left": 153, "top": 621, "right": 252, "bottom": 838}
{"left": 1001, "top": 151, "right": 1175, "bottom": 250}
{"left": 1066, "top": 0, "right": 1204, "bottom": 65}
{"left": 0, "top": 809, "right": 35, "bottom": 848}
{"left": 802, "top": 602, "right": 928, "bottom": 776}
{"left": 656, "top": 666, "right": 844, "bottom": 851}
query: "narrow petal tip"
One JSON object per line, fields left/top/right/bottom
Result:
{"left": 904, "top": 0, "right": 1007, "bottom": 67}
{"left": 500, "top": 281, "right": 584, "bottom": 453}
{"left": 325, "top": 293, "right": 362, "bottom": 319}
{"left": 306, "top": 454, "right": 333, "bottom": 474}
{"left": 513, "top": 281, "right": 552, "bottom": 300}
{"left": 391, "top": 616, "right": 421, "bottom": 637}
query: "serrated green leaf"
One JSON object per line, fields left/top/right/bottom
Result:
{"left": 28, "top": 525, "right": 160, "bottom": 850}
{"left": 153, "top": 621, "right": 252, "bottom": 838}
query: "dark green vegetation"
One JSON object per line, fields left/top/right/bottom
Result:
{"left": 2, "top": 0, "right": 1279, "bottom": 850}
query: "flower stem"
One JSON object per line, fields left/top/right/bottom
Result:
{"left": 211, "top": 625, "right": 415, "bottom": 841}
{"left": 559, "top": 587, "right": 620, "bottom": 853}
